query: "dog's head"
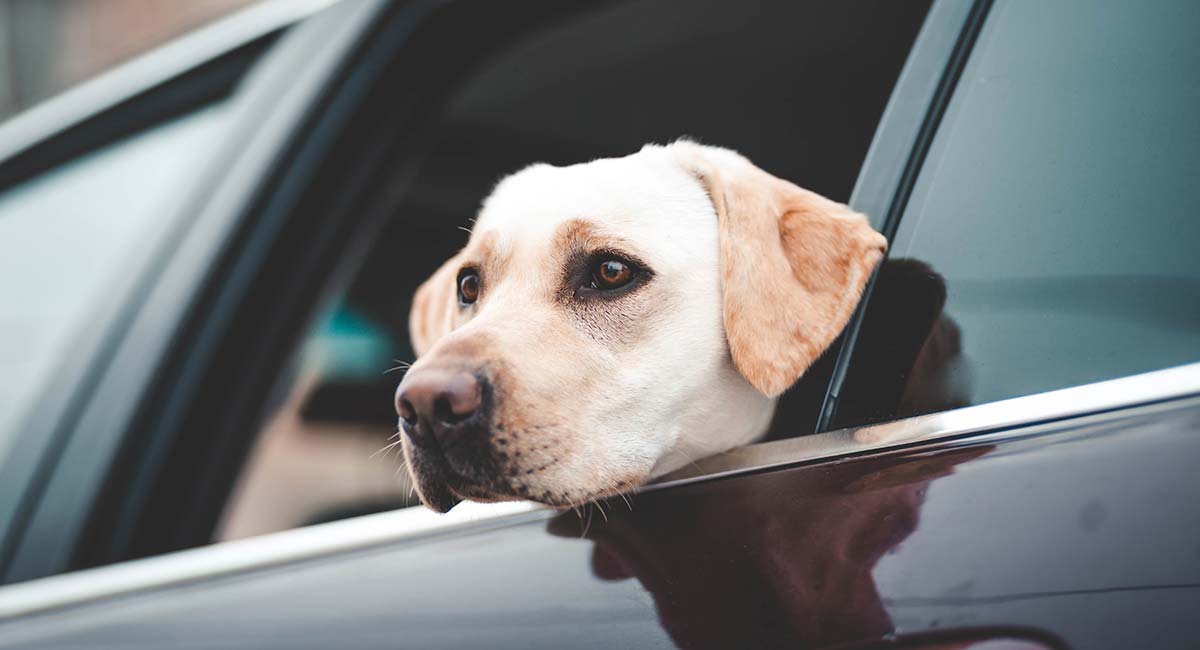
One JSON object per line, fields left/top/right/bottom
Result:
{"left": 396, "top": 141, "right": 885, "bottom": 511}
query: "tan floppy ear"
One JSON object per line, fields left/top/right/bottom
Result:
{"left": 408, "top": 254, "right": 462, "bottom": 357}
{"left": 672, "top": 141, "right": 887, "bottom": 397}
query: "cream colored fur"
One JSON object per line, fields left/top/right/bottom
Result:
{"left": 401, "top": 141, "right": 885, "bottom": 510}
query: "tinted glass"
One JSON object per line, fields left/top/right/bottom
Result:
{"left": 0, "top": 105, "right": 233, "bottom": 472}
{"left": 833, "top": 0, "right": 1200, "bottom": 428}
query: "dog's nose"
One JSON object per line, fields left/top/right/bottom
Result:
{"left": 396, "top": 367, "right": 485, "bottom": 448}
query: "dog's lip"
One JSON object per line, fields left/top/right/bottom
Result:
{"left": 409, "top": 442, "right": 513, "bottom": 504}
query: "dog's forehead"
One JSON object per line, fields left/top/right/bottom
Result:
{"left": 471, "top": 148, "right": 715, "bottom": 259}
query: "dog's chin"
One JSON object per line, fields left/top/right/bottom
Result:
{"left": 407, "top": 452, "right": 648, "bottom": 513}
{"left": 416, "top": 480, "right": 462, "bottom": 513}
{"left": 404, "top": 446, "right": 512, "bottom": 513}
{"left": 407, "top": 457, "right": 475, "bottom": 513}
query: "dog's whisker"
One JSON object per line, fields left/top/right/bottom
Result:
{"left": 594, "top": 500, "right": 609, "bottom": 523}
{"left": 671, "top": 446, "right": 703, "bottom": 472}
{"left": 384, "top": 359, "right": 413, "bottom": 375}
{"left": 581, "top": 504, "right": 594, "bottom": 538}
{"left": 371, "top": 439, "right": 404, "bottom": 459}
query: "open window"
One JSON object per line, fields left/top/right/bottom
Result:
{"left": 219, "top": 0, "right": 931, "bottom": 540}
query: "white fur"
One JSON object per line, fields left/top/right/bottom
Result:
{"left": 471, "top": 145, "right": 774, "bottom": 482}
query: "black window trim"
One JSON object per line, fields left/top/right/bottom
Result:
{"left": 816, "top": 0, "right": 995, "bottom": 432}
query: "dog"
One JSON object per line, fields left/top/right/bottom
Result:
{"left": 395, "top": 141, "right": 886, "bottom": 512}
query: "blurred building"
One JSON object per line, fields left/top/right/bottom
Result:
{"left": 0, "top": 0, "right": 258, "bottom": 120}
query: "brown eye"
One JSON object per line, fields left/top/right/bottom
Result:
{"left": 458, "top": 270, "right": 480, "bottom": 305}
{"left": 592, "top": 258, "right": 634, "bottom": 289}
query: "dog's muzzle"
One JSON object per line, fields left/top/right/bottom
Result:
{"left": 395, "top": 364, "right": 499, "bottom": 511}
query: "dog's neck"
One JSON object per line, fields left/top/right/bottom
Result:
{"left": 649, "top": 392, "right": 777, "bottom": 479}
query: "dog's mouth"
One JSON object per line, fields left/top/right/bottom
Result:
{"left": 405, "top": 438, "right": 647, "bottom": 513}
{"left": 405, "top": 440, "right": 522, "bottom": 512}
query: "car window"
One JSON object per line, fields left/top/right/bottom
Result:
{"left": 218, "top": 0, "right": 931, "bottom": 539}
{"left": 831, "top": 0, "right": 1200, "bottom": 429}
{"left": 0, "top": 104, "right": 234, "bottom": 472}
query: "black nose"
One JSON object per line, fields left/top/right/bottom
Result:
{"left": 395, "top": 367, "right": 486, "bottom": 449}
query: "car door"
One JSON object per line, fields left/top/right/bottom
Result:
{"left": 1, "top": 0, "right": 1198, "bottom": 649}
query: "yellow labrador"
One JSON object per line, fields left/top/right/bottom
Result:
{"left": 396, "top": 141, "right": 885, "bottom": 512}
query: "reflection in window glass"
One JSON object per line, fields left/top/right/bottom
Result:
{"left": 834, "top": 0, "right": 1200, "bottom": 428}
{"left": 0, "top": 104, "right": 232, "bottom": 469}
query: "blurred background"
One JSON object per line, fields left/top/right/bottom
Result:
{"left": 0, "top": 0, "right": 258, "bottom": 120}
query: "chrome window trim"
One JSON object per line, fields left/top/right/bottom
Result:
{"left": 0, "top": 362, "right": 1198, "bottom": 621}
{"left": 653, "top": 362, "right": 1200, "bottom": 489}
{"left": 0, "top": 501, "right": 550, "bottom": 621}
{"left": 0, "top": 0, "right": 340, "bottom": 163}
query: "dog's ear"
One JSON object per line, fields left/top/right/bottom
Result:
{"left": 409, "top": 254, "right": 462, "bottom": 357}
{"left": 671, "top": 141, "right": 887, "bottom": 397}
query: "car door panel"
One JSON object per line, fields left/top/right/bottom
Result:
{"left": 1, "top": 399, "right": 1196, "bottom": 649}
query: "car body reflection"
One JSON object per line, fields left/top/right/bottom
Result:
{"left": 553, "top": 445, "right": 991, "bottom": 649}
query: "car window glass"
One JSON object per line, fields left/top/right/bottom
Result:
{"left": 218, "top": 0, "right": 931, "bottom": 539}
{"left": 832, "top": 0, "right": 1200, "bottom": 429}
{"left": 0, "top": 103, "right": 233, "bottom": 469}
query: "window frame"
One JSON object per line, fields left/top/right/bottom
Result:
{"left": 815, "top": 0, "right": 994, "bottom": 432}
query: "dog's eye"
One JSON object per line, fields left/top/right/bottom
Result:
{"left": 591, "top": 258, "right": 635, "bottom": 290}
{"left": 458, "top": 270, "right": 480, "bottom": 305}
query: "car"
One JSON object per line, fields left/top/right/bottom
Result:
{"left": 0, "top": 0, "right": 1197, "bottom": 647}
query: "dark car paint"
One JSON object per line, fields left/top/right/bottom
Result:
{"left": 1, "top": 399, "right": 1196, "bottom": 649}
